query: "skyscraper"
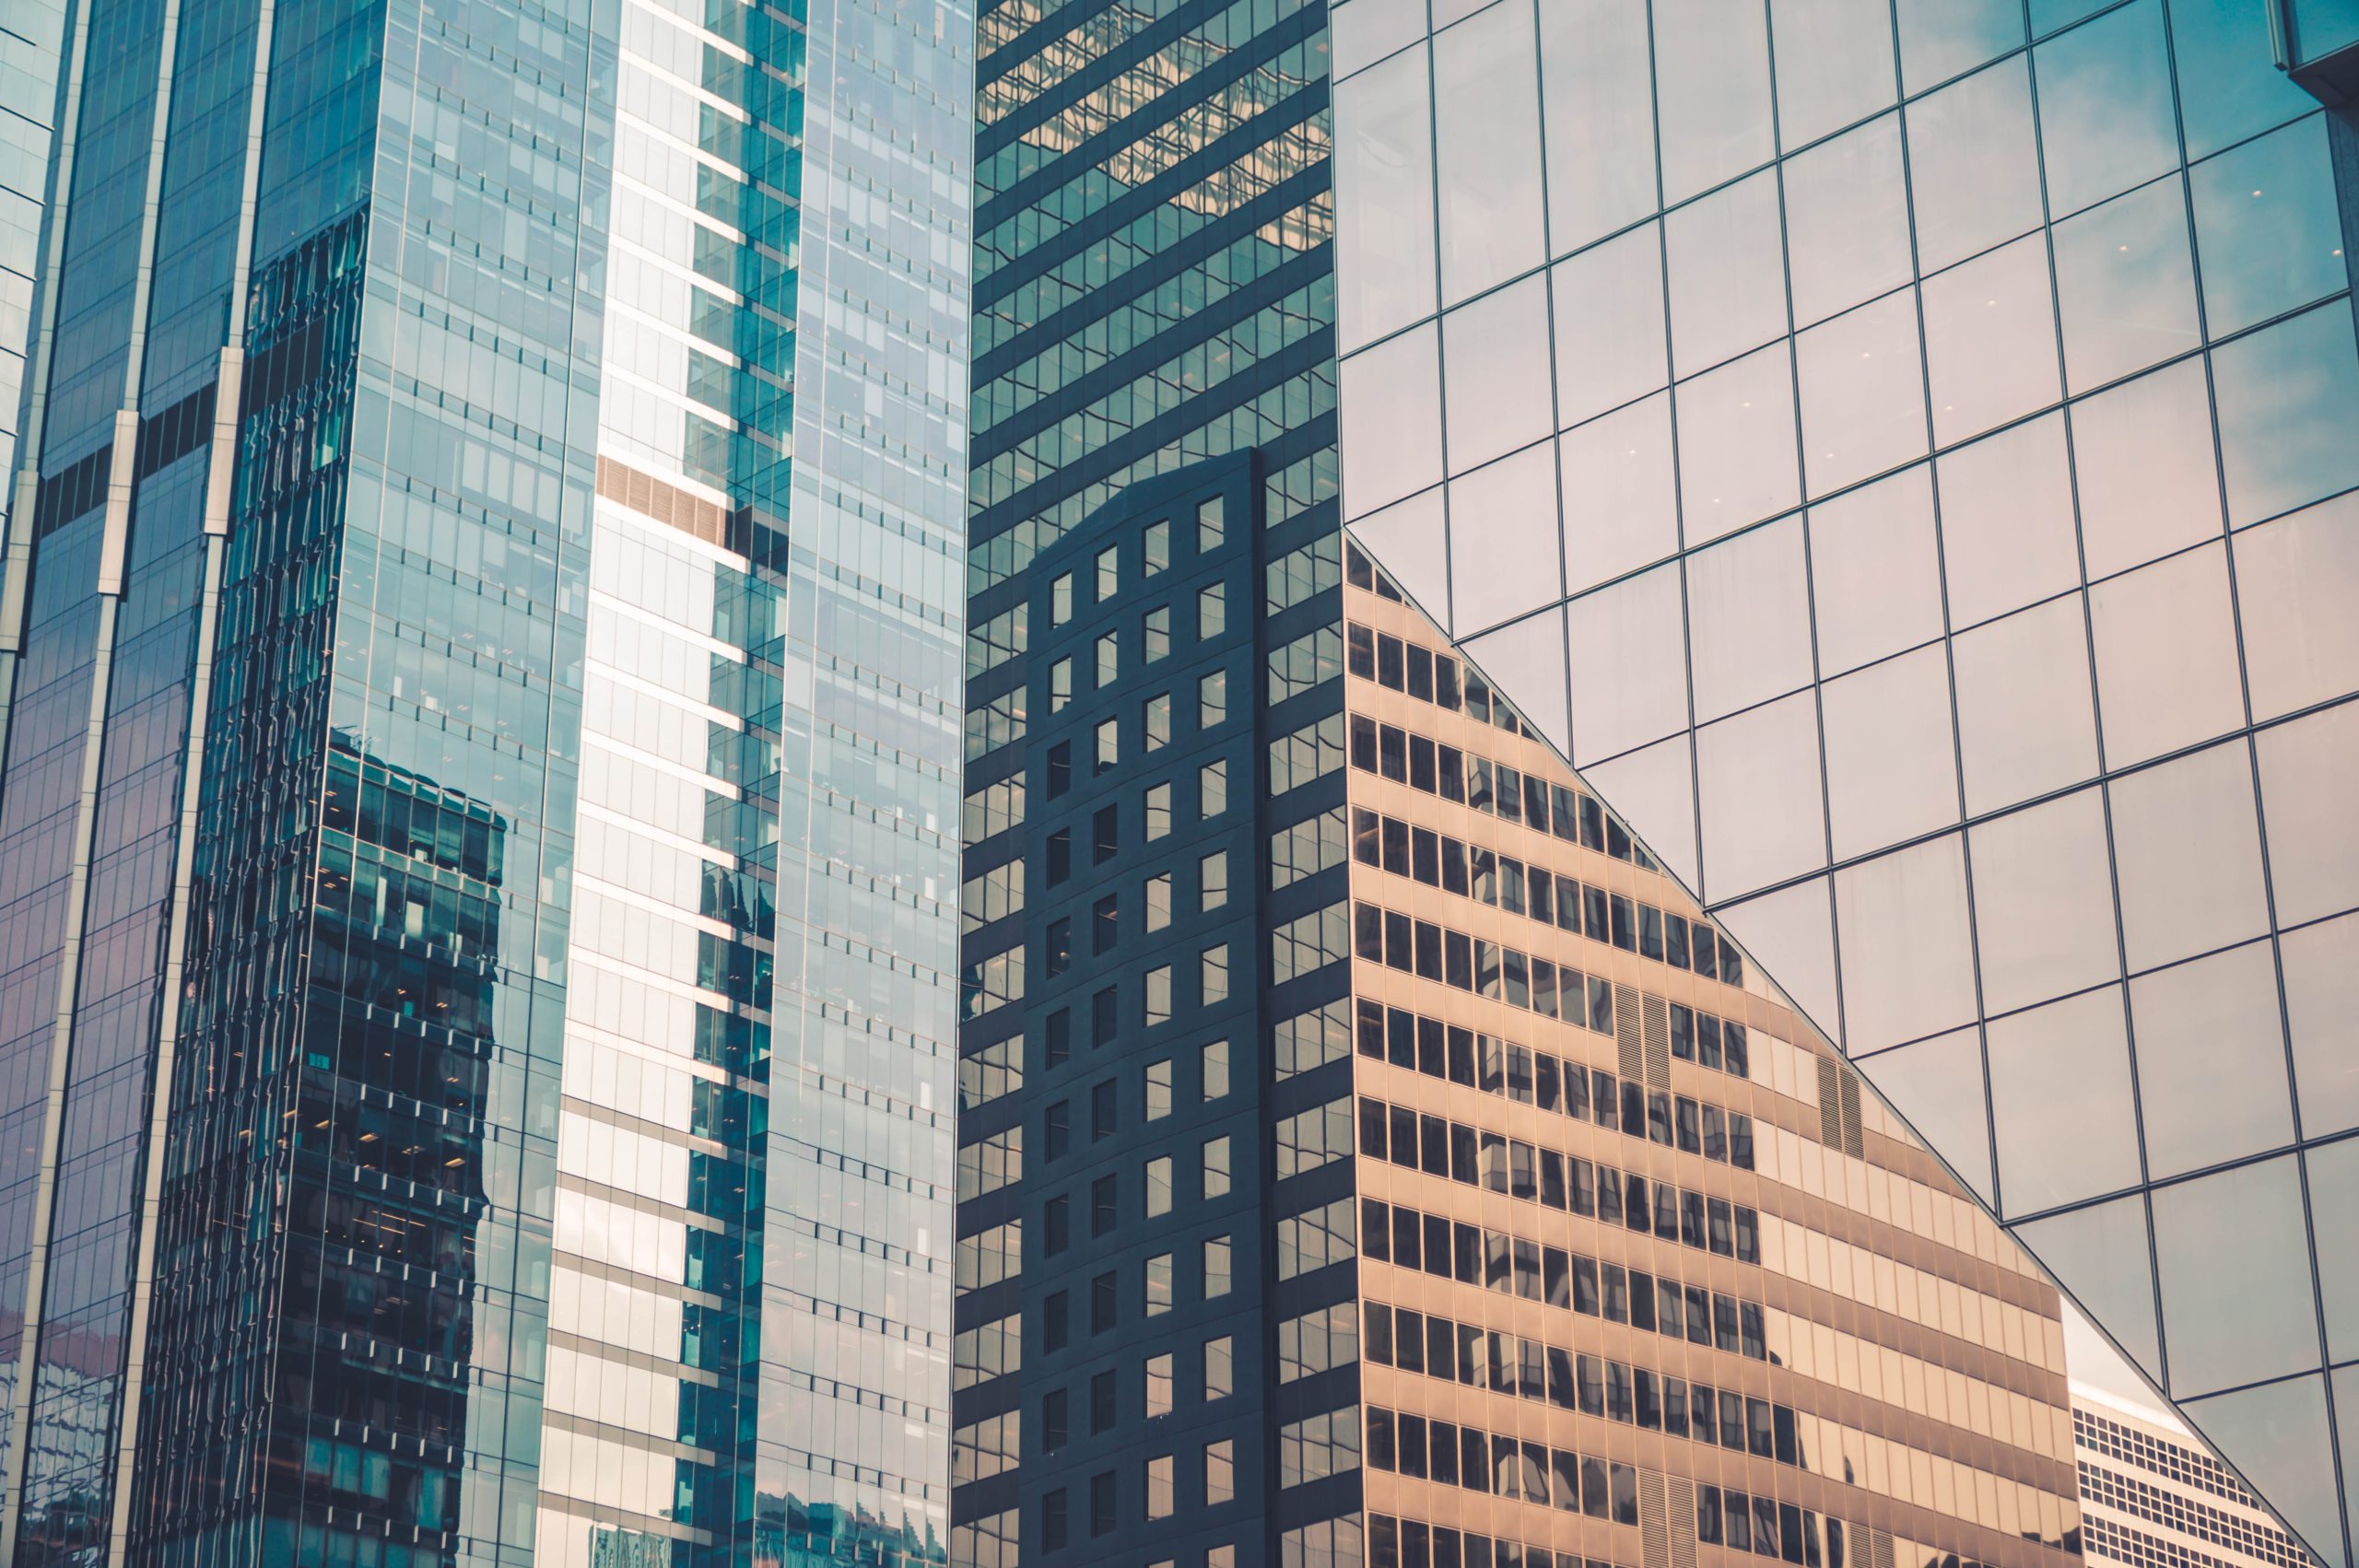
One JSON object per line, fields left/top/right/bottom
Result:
{"left": 0, "top": 0, "right": 972, "bottom": 1564}
{"left": 1327, "top": 1, "right": 2359, "bottom": 1562}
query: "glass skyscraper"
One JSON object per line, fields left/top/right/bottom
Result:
{"left": 1328, "top": 1, "right": 2359, "bottom": 1563}
{"left": 0, "top": 0, "right": 971, "bottom": 1564}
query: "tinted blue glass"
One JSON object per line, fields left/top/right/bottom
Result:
{"left": 2032, "top": 0, "right": 2179, "bottom": 218}
{"left": 2212, "top": 301, "right": 2359, "bottom": 528}
{"left": 2189, "top": 114, "right": 2347, "bottom": 338}
{"left": 2169, "top": 0, "right": 2320, "bottom": 158}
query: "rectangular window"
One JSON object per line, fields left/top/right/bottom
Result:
{"left": 1144, "top": 518, "right": 1170, "bottom": 575}
{"left": 1145, "top": 692, "right": 1172, "bottom": 750}
{"left": 1203, "top": 1039, "right": 1230, "bottom": 1100}
{"left": 1145, "top": 965, "right": 1173, "bottom": 1025}
{"left": 1198, "top": 495, "right": 1225, "bottom": 553}
{"left": 1097, "top": 630, "right": 1120, "bottom": 688}
{"left": 1050, "top": 656, "right": 1073, "bottom": 712}
{"left": 1146, "top": 1157, "right": 1173, "bottom": 1217}
{"left": 1051, "top": 571, "right": 1074, "bottom": 626}
{"left": 1145, "top": 604, "right": 1171, "bottom": 662}
{"left": 1145, "top": 872, "right": 1172, "bottom": 932}
{"left": 1200, "top": 850, "right": 1229, "bottom": 910}
{"left": 1145, "top": 1059, "right": 1173, "bottom": 1120}
{"left": 1199, "top": 669, "right": 1227, "bottom": 729}
{"left": 1147, "top": 1352, "right": 1174, "bottom": 1416}
{"left": 1145, "top": 1253, "right": 1173, "bottom": 1316}
{"left": 1096, "top": 718, "right": 1120, "bottom": 773}
{"left": 1097, "top": 545, "right": 1119, "bottom": 601}
{"left": 1095, "top": 804, "right": 1119, "bottom": 861}
{"left": 1146, "top": 1455, "right": 1174, "bottom": 1520}
{"left": 1092, "top": 895, "right": 1118, "bottom": 954}
{"left": 1205, "top": 1438, "right": 1236, "bottom": 1505}
{"left": 1203, "top": 1236, "right": 1233, "bottom": 1299}
{"left": 1199, "top": 581, "right": 1226, "bottom": 638}
{"left": 1145, "top": 782, "right": 1171, "bottom": 841}
{"left": 1203, "top": 1135, "right": 1233, "bottom": 1198}
{"left": 1201, "top": 758, "right": 1228, "bottom": 817}
{"left": 1201, "top": 943, "right": 1230, "bottom": 1005}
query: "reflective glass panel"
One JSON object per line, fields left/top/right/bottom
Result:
{"left": 2107, "top": 739, "right": 2270, "bottom": 974}
{"left": 1986, "top": 987, "right": 2142, "bottom": 1214}
{"left": 1770, "top": 0, "right": 1897, "bottom": 147}
{"left": 2016, "top": 1198, "right": 2161, "bottom": 1377}
{"left": 1444, "top": 275, "right": 1553, "bottom": 473}
{"left": 1653, "top": 0, "right": 1774, "bottom": 203}
{"left": 1332, "top": 0, "right": 1428, "bottom": 76}
{"left": 2212, "top": 301, "right": 2359, "bottom": 530}
{"left": 1834, "top": 834, "right": 1977, "bottom": 1053}
{"left": 2087, "top": 542, "right": 2246, "bottom": 766}
{"left": 1952, "top": 597, "right": 2101, "bottom": 815}
{"left": 2308, "top": 1130, "right": 2359, "bottom": 1357}
{"left": 2282, "top": 914, "right": 2359, "bottom": 1138}
{"left": 1807, "top": 466, "right": 1942, "bottom": 676}
{"left": 1449, "top": 442, "right": 1562, "bottom": 634}
{"left": 1552, "top": 226, "right": 1668, "bottom": 427}
{"left": 1934, "top": 412, "right": 2080, "bottom": 627}
{"left": 1587, "top": 734, "right": 1697, "bottom": 889}
{"left": 1561, "top": 394, "right": 1680, "bottom": 592}
{"left": 1696, "top": 690, "right": 1826, "bottom": 900}
{"left": 1334, "top": 45, "right": 1438, "bottom": 350}
{"left": 1895, "top": 0, "right": 2024, "bottom": 94}
{"left": 2235, "top": 493, "right": 2359, "bottom": 722}
{"left": 1539, "top": 0, "right": 1659, "bottom": 254}
{"left": 2031, "top": 0, "right": 2177, "bottom": 217}
{"left": 1780, "top": 113, "right": 1914, "bottom": 328}
{"left": 2130, "top": 941, "right": 2294, "bottom": 1178}
{"left": 1341, "top": 324, "right": 1444, "bottom": 518}
{"left": 2255, "top": 699, "right": 2359, "bottom": 927}
{"left": 1968, "top": 786, "right": 2120, "bottom": 1016}
{"left": 2168, "top": 0, "right": 2318, "bottom": 159}
{"left": 1822, "top": 646, "right": 1959, "bottom": 861}
{"left": 1685, "top": 516, "right": 1813, "bottom": 723}
{"left": 1664, "top": 170, "right": 1788, "bottom": 380}
{"left": 2071, "top": 357, "right": 2223, "bottom": 581}
{"left": 1354, "top": 488, "right": 1452, "bottom": 624}
{"left": 1567, "top": 564, "right": 1688, "bottom": 765}
{"left": 2180, "top": 1377, "right": 2344, "bottom": 1562}
{"left": 1796, "top": 289, "right": 1929, "bottom": 499}
{"left": 1855, "top": 1026, "right": 1992, "bottom": 1202}
{"left": 2188, "top": 113, "right": 2345, "bottom": 339}
{"left": 1675, "top": 343, "right": 1799, "bottom": 544}
{"left": 1906, "top": 57, "right": 2043, "bottom": 273}
{"left": 2152, "top": 1156, "right": 2319, "bottom": 1396}
{"left": 1922, "top": 234, "right": 2061, "bottom": 447}
{"left": 1432, "top": 1, "right": 1544, "bottom": 302}
{"left": 2051, "top": 177, "right": 2201, "bottom": 394}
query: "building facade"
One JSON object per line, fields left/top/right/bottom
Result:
{"left": 2071, "top": 1387, "right": 2310, "bottom": 1568}
{"left": 0, "top": 0, "right": 971, "bottom": 1565}
{"left": 1326, "top": 0, "right": 2359, "bottom": 1563}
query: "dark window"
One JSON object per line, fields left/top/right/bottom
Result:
{"left": 1093, "top": 805, "right": 1118, "bottom": 863}
{"left": 1091, "top": 1080, "right": 1117, "bottom": 1140}
{"left": 1047, "top": 743, "right": 1072, "bottom": 799}
{"left": 1044, "top": 1291, "right": 1069, "bottom": 1352}
{"left": 1043, "top": 1388, "right": 1070, "bottom": 1451}
{"left": 1045, "top": 1101, "right": 1071, "bottom": 1162}
{"left": 1045, "top": 1196, "right": 1071, "bottom": 1256}
{"left": 1090, "top": 1369, "right": 1116, "bottom": 1433}
{"left": 1092, "top": 987, "right": 1118, "bottom": 1046}
{"left": 1045, "top": 1008, "right": 1071, "bottom": 1068}
{"left": 1047, "top": 827, "right": 1071, "bottom": 885}
{"left": 1046, "top": 918, "right": 1071, "bottom": 977}
{"left": 1092, "top": 894, "right": 1117, "bottom": 954}
{"left": 1042, "top": 1490, "right": 1068, "bottom": 1551}
{"left": 1090, "top": 1470, "right": 1116, "bottom": 1537}
{"left": 1091, "top": 1271, "right": 1116, "bottom": 1333}
{"left": 1091, "top": 1175, "right": 1115, "bottom": 1236}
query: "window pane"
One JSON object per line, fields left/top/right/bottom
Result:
{"left": 1568, "top": 564, "right": 1688, "bottom": 765}
{"left": 1697, "top": 691, "right": 1827, "bottom": 900}
{"left": 2130, "top": 941, "right": 2293, "bottom": 1178}
{"left": 2107, "top": 740, "right": 2270, "bottom": 974}
{"left": 1665, "top": 170, "right": 1787, "bottom": 380}
{"left": 1685, "top": 516, "right": 1813, "bottom": 723}
{"left": 2151, "top": 1157, "right": 2319, "bottom": 1396}
{"left": 2189, "top": 115, "right": 2345, "bottom": 341}
{"left": 1448, "top": 442, "right": 1562, "bottom": 635}
{"left": 1539, "top": 0, "right": 1658, "bottom": 254}
{"left": 1808, "top": 465, "right": 1942, "bottom": 676}
{"left": 2282, "top": 914, "right": 2359, "bottom": 1138}
{"left": 2032, "top": 0, "right": 2177, "bottom": 217}
{"left": 2255, "top": 699, "right": 2359, "bottom": 927}
{"left": 1986, "top": 988, "right": 2142, "bottom": 1215}
{"left": 1432, "top": 1, "right": 1544, "bottom": 302}
{"left": 1465, "top": 605, "right": 1572, "bottom": 756}
{"left": 1552, "top": 225, "right": 1667, "bottom": 427}
{"left": 1352, "top": 487, "right": 1451, "bottom": 624}
{"left": 1895, "top": 0, "right": 2024, "bottom": 95}
{"left": 1856, "top": 1025, "right": 1991, "bottom": 1203}
{"left": 2015, "top": 1198, "right": 2161, "bottom": 1375}
{"left": 1561, "top": 393, "right": 1679, "bottom": 592}
{"left": 1968, "top": 787, "right": 2119, "bottom": 1015}
{"left": 1652, "top": 0, "right": 1773, "bottom": 203}
{"left": 1333, "top": 44, "right": 1437, "bottom": 350}
{"left": 1675, "top": 342, "right": 1800, "bottom": 544}
{"left": 2051, "top": 176, "right": 2201, "bottom": 394}
{"left": 1834, "top": 835, "right": 1978, "bottom": 1054}
{"left": 1952, "top": 597, "right": 2100, "bottom": 815}
{"left": 1934, "top": 411, "right": 2080, "bottom": 627}
{"left": 1770, "top": 0, "right": 1896, "bottom": 148}
{"left": 1821, "top": 644, "right": 1959, "bottom": 862}
{"left": 2183, "top": 1375, "right": 2343, "bottom": 1562}
{"left": 1922, "top": 234, "right": 2060, "bottom": 447}
{"left": 2236, "top": 493, "right": 2359, "bottom": 722}
{"left": 2212, "top": 302, "right": 2359, "bottom": 531}
{"left": 1340, "top": 324, "right": 1442, "bottom": 519}
{"left": 1797, "top": 289, "right": 1928, "bottom": 499}
{"left": 1781, "top": 112, "right": 1913, "bottom": 328}
{"left": 2071, "top": 357, "right": 2223, "bottom": 581}
{"left": 1906, "top": 56, "right": 2042, "bottom": 273}
{"left": 2169, "top": 0, "right": 2317, "bottom": 160}
{"left": 1332, "top": 0, "right": 1426, "bottom": 76}
{"left": 2088, "top": 543, "right": 2246, "bottom": 766}
{"left": 1445, "top": 275, "right": 1553, "bottom": 474}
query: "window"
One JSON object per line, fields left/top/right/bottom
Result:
{"left": 1145, "top": 692, "right": 1172, "bottom": 750}
{"left": 1046, "top": 828, "right": 1070, "bottom": 886}
{"left": 1203, "top": 1039, "right": 1230, "bottom": 1101}
{"left": 1092, "top": 987, "right": 1118, "bottom": 1046}
{"left": 1145, "top": 604, "right": 1171, "bottom": 662}
{"left": 1145, "top": 872, "right": 1172, "bottom": 932}
{"left": 1094, "top": 805, "right": 1119, "bottom": 862}
{"left": 1145, "top": 782, "right": 1172, "bottom": 840}
{"left": 1045, "top": 1010, "right": 1070, "bottom": 1068}
{"left": 1201, "top": 943, "right": 1230, "bottom": 1005}
{"left": 1096, "top": 631, "right": 1119, "bottom": 688}
{"left": 1144, "top": 518, "right": 1171, "bottom": 574}
{"left": 1042, "top": 1489, "right": 1068, "bottom": 1552}
{"left": 1091, "top": 1368, "right": 1117, "bottom": 1433}
{"left": 1146, "top": 1156, "right": 1174, "bottom": 1217}
{"left": 1043, "top": 1290, "right": 1068, "bottom": 1352}
{"left": 1146, "top": 1455, "right": 1174, "bottom": 1521}
{"left": 1145, "top": 1059, "right": 1173, "bottom": 1119}
{"left": 1145, "top": 965, "right": 1173, "bottom": 1024}
{"left": 1091, "top": 1079, "right": 1117, "bottom": 1141}
{"left": 1199, "top": 582, "right": 1226, "bottom": 638}
{"left": 1198, "top": 496, "right": 1226, "bottom": 553}
{"left": 1205, "top": 1439, "right": 1237, "bottom": 1506}
{"left": 1201, "top": 851, "right": 1228, "bottom": 910}
{"left": 1051, "top": 571, "right": 1074, "bottom": 626}
{"left": 1044, "top": 1103, "right": 1070, "bottom": 1162}
{"left": 1201, "top": 759, "right": 1228, "bottom": 817}
{"left": 1205, "top": 1336, "right": 1235, "bottom": 1399}
{"left": 1202, "top": 1134, "right": 1234, "bottom": 1199}
{"left": 1047, "top": 741, "right": 1072, "bottom": 798}
{"left": 1090, "top": 1470, "right": 1116, "bottom": 1539}
{"left": 1043, "top": 1388, "right": 1069, "bottom": 1451}
{"left": 1092, "top": 895, "right": 1118, "bottom": 954}
{"left": 1097, "top": 545, "right": 1119, "bottom": 601}
{"left": 1145, "top": 1252, "right": 1173, "bottom": 1316}
{"left": 1092, "top": 1272, "right": 1117, "bottom": 1334}
{"left": 1095, "top": 718, "right": 1119, "bottom": 773}
{"left": 1203, "top": 1236, "right": 1234, "bottom": 1299}
{"left": 1199, "top": 669, "right": 1227, "bottom": 729}
{"left": 1146, "top": 1353, "right": 1174, "bottom": 1417}
{"left": 1050, "top": 657, "right": 1073, "bottom": 712}
{"left": 1046, "top": 918, "right": 1071, "bottom": 977}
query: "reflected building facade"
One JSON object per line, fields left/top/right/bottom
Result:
{"left": 1325, "top": 1, "right": 2359, "bottom": 1563}
{"left": 0, "top": 0, "right": 972, "bottom": 1565}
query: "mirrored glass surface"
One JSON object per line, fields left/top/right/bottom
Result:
{"left": 2235, "top": 493, "right": 2359, "bottom": 722}
{"left": 1968, "top": 786, "right": 2121, "bottom": 1016}
{"left": 1952, "top": 596, "right": 2101, "bottom": 814}
{"left": 1933, "top": 412, "right": 2081, "bottom": 628}
{"left": 1922, "top": 234, "right": 2061, "bottom": 447}
{"left": 2180, "top": 1375, "right": 2344, "bottom": 1562}
{"left": 1685, "top": 516, "right": 1813, "bottom": 723}
{"left": 2088, "top": 542, "right": 2247, "bottom": 766}
{"left": 1895, "top": 0, "right": 2025, "bottom": 94}
{"left": 2254, "top": 699, "right": 2359, "bottom": 927}
{"left": 1986, "top": 987, "right": 2142, "bottom": 1214}
{"left": 1539, "top": 0, "right": 1659, "bottom": 254}
{"left": 1652, "top": 0, "right": 1774, "bottom": 202}
{"left": 2307, "top": 1137, "right": 2359, "bottom": 1362}
{"left": 2168, "top": 0, "right": 2318, "bottom": 159}
{"left": 1822, "top": 645, "right": 1960, "bottom": 861}
{"left": 1432, "top": 0, "right": 1544, "bottom": 302}
{"left": 1807, "top": 465, "right": 1943, "bottom": 676}
{"left": 1448, "top": 441, "right": 1562, "bottom": 633}
{"left": 2189, "top": 113, "right": 2345, "bottom": 339}
{"left": 1834, "top": 834, "right": 1978, "bottom": 1053}
{"left": 2107, "top": 739, "right": 2271, "bottom": 973}
{"left": 1781, "top": 112, "right": 1914, "bottom": 328}
{"left": 2130, "top": 941, "right": 2294, "bottom": 1178}
{"left": 1770, "top": 0, "right": 1897, "bottom": 147}
{"left": 1696, "top": 689, "right": 1827, "bottom": 899}
{"left": 1856, "top": 1025, "right": 1992, "bottom": 1201}
{"left": 1561, "top": 393, "right": 1680, "bottom": 592}
{"left": 2051, "top": 176, "right": 2201, "bottom": 394}
{"left": 1906, "top": 56, "right": 2043, "bottom": 273}
{"left": 1567, "top": 563, "right": 1689, "bottom": 764}
{"left": 2212, "top": 301, "right": 2359, "bottom": 531}
{"left": 1334, "top": 44, "right": 1438, "bottom": 349}
{"left": 2152, "top": 1156, "right": 2319, "bottom": 1396}
{"left": 2032, "top": 0, "right": 2178, "bottom": 218}
{"left": 1341, "top": 324, "right": 1445, "bottom": 518}
{"left": 1721, "top": 877, "right": 1844, "bottom": 1035}
{"left": 1674, "top": 343, "right": 1799, "bottom": 544}
{"left": 2282, "top": 914, "right": 2359, "bottom": 1138}
{"left": 1444, "top": 275, "right": 1554, "bottom": 473}
{"left": 2071, "top": 357, "right": 2223, "bottom": 581}
{"left": 1553, "top": 225, "right": 1669, "bottom": 428}
{"left": 1587, "top": 733, "right": 1698, "bottom": 888}
{"left": 2017, "top": 1197, "right": 2162, "bottom": 1377}
{"left": 1355, "top": 487, "right": 1453, "bottom": 626}
{"left": 1466, "top": 604, "right": 1573, "bottom": 756}
{"left": 1797, "top": 288, "right": 1929, "bottom": 499}
{"left": 1332, "top": 0, "right": 1430, "bottom": 76}
{"left": 1664, "top": 170, "right": 1788, "bottom": 380}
